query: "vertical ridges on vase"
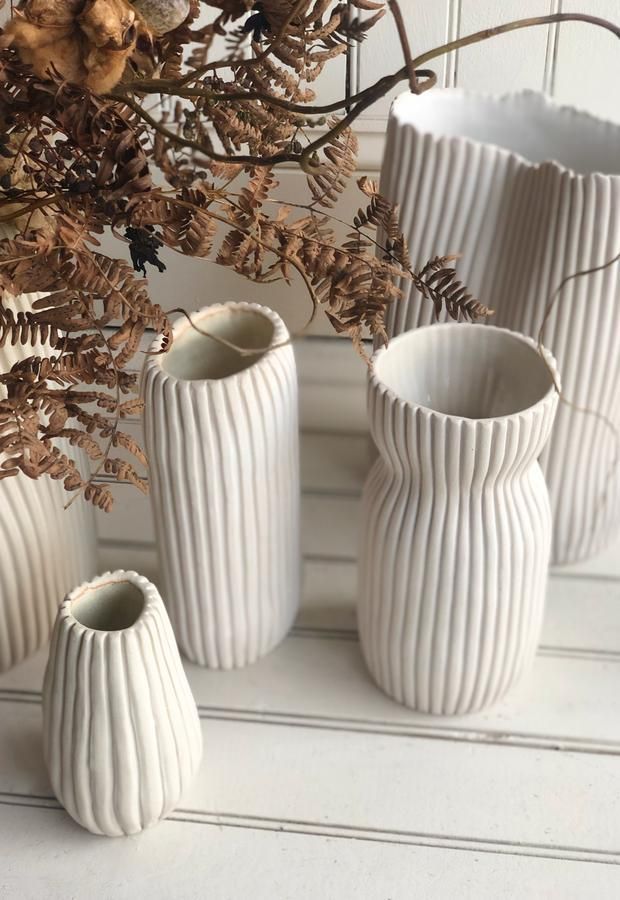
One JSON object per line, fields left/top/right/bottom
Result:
{"left": 43, "top": 571, "right": 202, "bottom": 837}
{"left": 0, "top": 286, "right": 97, "bottom": 673}
{"left": 358, "top": 327, "right": 558, "bottom": 715}
{"left": 380, "top": 90, "right": 620, "bottom": 563}
{"left": 143, "top": 302, "right": 300, "bottom": 669}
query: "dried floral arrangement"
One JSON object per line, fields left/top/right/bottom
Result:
{"left": 0, "top": 0, "right": 617, "bottom": 510}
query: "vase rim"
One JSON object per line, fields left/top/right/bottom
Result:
{"left": 371, "top": 323, "right": 559, "bottom": 424}
{"left": 62, "top": 569, "right": 159, "bottom": 635}
{"left": 390, "top": 88, "right": 620, "bottom": 178}
{"left": 145, "top": 301, "right": 289, "bottom": 385}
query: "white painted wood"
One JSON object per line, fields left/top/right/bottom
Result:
{"left": 8, "top": 623, "right": 620, "bottom": 745}
{"left": 4, "top": 804, "right": 620, "bottom": 900}
{"left": 105, "top": 426, "right": 368, "bottom": 498}
{"left": 352, "top": 1, "right": 620, "bottom": 168}
{"left": 96, "top": 417, "right": 620, "bottom": 574}
{"left": 92, "top": 546, "right": 620, "bottom": 656}
{"left": 3, "top": 701, "right": 620, "bottom": 860}
{"left": 554, "top": 1, "right": 620, "bottom": 124}
{"left": 457, "top": 1, "right": 553, "bottom": 94}
{"left": 3, "top": 337, "right": 620, "bottom": 891}
{"left": 95, "top": 487, "right": 359, "bottom": 557}
{"left": 556, "top": 538, "right": 620, "bottom": 580}
{"left": 356, "top": 0, "right": 450, "bottom": 120}
{"left": 300, "top": 560, "right": 620, "bottom": 654}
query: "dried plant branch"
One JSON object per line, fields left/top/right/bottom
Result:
{"left": 388, "top": 0, "right": 418, "bottom": 93}
{"left": 0, "top": 0, "right": 617, "bottom": 509}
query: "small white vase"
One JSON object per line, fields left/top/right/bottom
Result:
{"left": 42, "top": 570, "right": 202, "bottom": 837}
{"left": 143, "top": 302, "right": 300, "bottom": 669}
{"left": 0, "top": 290, "right": 97, "bottom": 674}
{"left": 379, "top": 89, "right": 620, "bottom": 564}
{"left": 358, "top": 324, "right": 559, "bottom": 715}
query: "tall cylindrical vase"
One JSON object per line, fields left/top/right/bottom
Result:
{"left": 43, "top": 570, "right": 202, "bottom": 836}
{"left": 379, "top": 89, "right": 620, "bottom": 564}
{"left": 0, "top": 253, "right": 97, "bottom": 673}
{"left": 358, "top": 324, "right": 559, "bottom": 715}
{"left": 143, "top": 302, "right": 300, "bottom": 669}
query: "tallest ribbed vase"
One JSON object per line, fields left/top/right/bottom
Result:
{"left": 379, "top": 89, "right": 620, "bottom": 564}
{"left": 143, "top": 302, "right": 300, "bottom": 669}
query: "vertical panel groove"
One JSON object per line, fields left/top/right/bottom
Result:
{"left": 444, "top": 0, "right": 462, "bottom": 88}
{"left": 543, "top": 0, "right": 563, "bottom": 96}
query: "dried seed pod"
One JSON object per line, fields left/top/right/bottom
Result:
{"left": 129, "top": 0, "right": 189, "bottom": 35}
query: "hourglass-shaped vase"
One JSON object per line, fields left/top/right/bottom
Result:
{"left": 358, "top": 324, "right": 559, "bottom": 715}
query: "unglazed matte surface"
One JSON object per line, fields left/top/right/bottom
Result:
{"left": 358, "top": 324, "right": 559, "bottom": 715}
{"left": 42, "top": 570, "right": 202, "bottom": 837}
{"left": 3, "top": 345, "right": 620, "bottom": 892}
{"left": 0, "top": 287, "right": 97, "bottom": 674}
{"left": 379, "top": 89, "right": 620, "bottom": 564}
{"left": 143, "top": 302, "right": 300, "bottom": 669}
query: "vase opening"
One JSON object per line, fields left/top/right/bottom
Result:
{"left": 392, "top": 90, "right": 620, "bottom": 176}
{"left": 375, "top": 325, "right": 555, "bottom": 420}
{"left": 71, "top": 579, "right": 145, "bottom": 631}
{"left": 162, "top": 307, "right": 275, "bottom": 381}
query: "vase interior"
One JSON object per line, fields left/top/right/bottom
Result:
{"left": 71, "top": 579, "right": 145, "bottom": 631}
{"left": 162, "top": 307, "right": 275, "bottom": 381}
{"left": 376, "top": 325, "right": 554, "bottom": 420}
{"left": 392, "top": 90, "right": 620, "bottom": 176}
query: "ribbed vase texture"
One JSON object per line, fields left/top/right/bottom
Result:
{"left": 358, "top": 324, "right": 559, "bottom": 715}
{"left": 379, "top": 89, "right": 620, "bottom": 564}
{"left": 143, "top": 302, "right": 300, "bottom": 669}
{"left": 0, "top": 287, "right": 96, "bottom": 673}
{"left": 42, "top": 570, "right": 202, "bottom": 837}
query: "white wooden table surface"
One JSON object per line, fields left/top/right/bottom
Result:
{"left": 1, "top": 338, "right": 620, "bottom": 899}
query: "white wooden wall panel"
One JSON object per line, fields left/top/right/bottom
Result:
{"left": 554, "top": 0, "right": 620, "bottom": 123}
{"left": 357, "top": 1, "right": 450, "bottom": 118}
{"left": 4, "top": 700, "right": 620, "bottom": 857}
{"left": 457, "top": 0, "right": 555, "bottom": 94}
{"left": 354, "top": 0, "right": 620, "bottom": 166}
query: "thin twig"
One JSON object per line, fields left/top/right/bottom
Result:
{"left": 388, "top": 0, "right": 418, "bottom": 93}
{"left": 115, "top": 12, "right": 620, "bottom": 171}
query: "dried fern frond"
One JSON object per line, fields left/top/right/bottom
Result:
{"left": 415, "top": 255, "right": 494, "bottom": 321}
{"left": 0, "top": 0, "right": 496, "bottom": 508}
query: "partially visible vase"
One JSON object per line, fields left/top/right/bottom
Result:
{"left": 379, "top": 88, "right": 620, "bottom": 564}
{"left": 43, "top": 569, "right": 202, "bottom": 837}
{"left": 143, "top": 301, "right": 300, "bottom": 669}
{"left": 358, "top": 324, "right": 559, "bottom": 715}
{"left": 0, "top": 284, "right": 97, "bottom": 673}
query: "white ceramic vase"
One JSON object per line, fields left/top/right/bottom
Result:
{"left": 0, "top": 289, "right": 97, "bottom": 673}
{"left": 43, "top": 569, "right": 202, "bottom": 837}
{"left": 143, "top": 302, "right": 300, "bottom": 669}
{"left": 358, "top": 324, "right": 559, "bottom": 715}
{"left": 379, "top": 89, "right": 620, "bottom": 564}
